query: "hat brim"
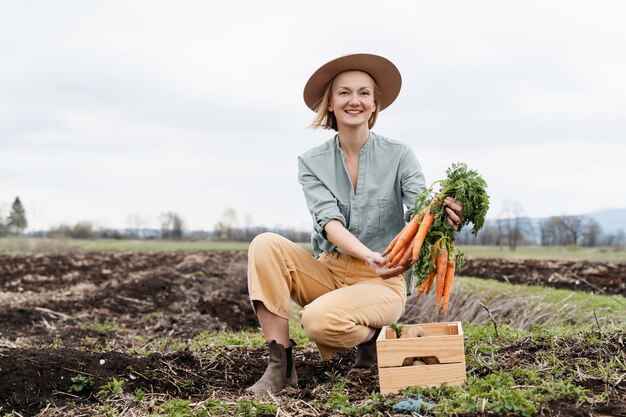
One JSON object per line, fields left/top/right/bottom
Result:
{"left": 303, "top": 53, "right": 402, "bottom": 112}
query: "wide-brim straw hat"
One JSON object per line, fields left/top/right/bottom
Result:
{"left": 303, "top": 53, "right": 402, "bottom": 112}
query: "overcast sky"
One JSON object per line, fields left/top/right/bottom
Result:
{"left": 1, "top": 1, "right": 625, "bottom": 232}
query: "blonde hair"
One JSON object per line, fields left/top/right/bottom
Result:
{"left": 309, "top": 73, "right": 382, "bottom": 131}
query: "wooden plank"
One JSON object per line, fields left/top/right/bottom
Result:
{"left": 378, "top": 363, "right": 467, "bottom": 395}
{"left": 380, "top": 322, "right": 463, "bottom": 340}
{"left": 376, "top": 335, "right": 465, "bottom": 367}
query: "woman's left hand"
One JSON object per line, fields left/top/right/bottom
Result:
{"left": 366, "top": 252, "right": 407, "bottom": 279}
{"left": 444, "top": 197, "right": 465, "bottom": 229}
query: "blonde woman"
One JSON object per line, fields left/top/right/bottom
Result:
{"left": 246, "top": 54, "right": 464, "bottom": 395}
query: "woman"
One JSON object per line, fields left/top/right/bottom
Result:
{"left": 246, "top": 54, "right": 464, "bottom": 395}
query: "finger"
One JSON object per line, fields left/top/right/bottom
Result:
{"left": 380, "top": 265, "right": 406, "bottom": 278}
{"left": 445, "top": 206, "right": 461, "bottom": 224}
{"left": 372, "top": 254, "right": 387, "bottom": 265}
{"left": 444, "top": 197, "right": 463, "bottom": 212}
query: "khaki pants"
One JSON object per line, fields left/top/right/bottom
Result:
{"left": 248, "top": 232, "right": 406, "bottom": 359}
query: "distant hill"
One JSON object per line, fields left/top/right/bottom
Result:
{"left": 586, "top": 208, "right": 626, "bottom": 234}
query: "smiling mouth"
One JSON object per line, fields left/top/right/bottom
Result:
{"left": 345, "top": 110, "right": 363, "bottom": 114}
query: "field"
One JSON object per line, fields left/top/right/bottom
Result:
{"left": 0, "top": 239, "right": 625, "bottom": 416}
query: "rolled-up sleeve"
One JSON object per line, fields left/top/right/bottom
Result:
{"left": 298, "top": 157, "right": 346, "bottom": 235}
{"left": 399, "top": 146, "right": 427, "bottom": 222}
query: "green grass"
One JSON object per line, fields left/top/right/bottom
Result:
{"left": 456, "top": 275, "right": 626, "bottom": 326}
{"left": 2, "top": 237, "right": 624, "bottom": 261}
{"left": 459, "top": 244, "right": 626, "bottom": 261}
{"left": 0, "top": 237, "right": 254, "bottom": 253}
{"left": 401, "top": 323, "right": 624, "bottom": 416}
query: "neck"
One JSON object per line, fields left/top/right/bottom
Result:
{"left": 337, "top": 125, "right": 370, "bottom": 155}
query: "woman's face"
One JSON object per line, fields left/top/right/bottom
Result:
{"left": 328, "top": 70, "right": 376, "bottom": 130}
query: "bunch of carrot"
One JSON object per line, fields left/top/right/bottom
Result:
{"left": 383, "top": 163, "right": 489, "bottom": 320}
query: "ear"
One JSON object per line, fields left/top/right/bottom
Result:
{"left": 328, "top": 101, "right": 334, "bottom": 112}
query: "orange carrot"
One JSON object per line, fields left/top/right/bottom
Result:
{"left": 386, "top": 214, "right": 420, "bottom": 263}
{"left": 388, "top": 241, "right": 409, "bottom": 267}
{"left": 417, "top": 271, "right": 435, "bottom": 297}
{"left": 383, "top": 232, "right": 400, "bottom": 256}
{"left": 434, "top": 244, "right": 448, "bottom": 315}
{"left": 442, "top": 256, "right": 456, "bottom": 319}
{"left": 422, "top": 240, "right": 440, "bottom": 295}
{"left": 411, "top": 203, "right": 436, "bottom": 262}
{"left": 393, "top": 232, "right": 419, "bottom": 268}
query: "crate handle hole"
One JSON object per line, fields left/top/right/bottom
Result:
{"left": 401, "top": 356, "right": 440, "bottom": 366}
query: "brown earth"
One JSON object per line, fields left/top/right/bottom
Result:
{"left": 0, "top": 251, "right": 624, "bottom": 416}
{"left": 459, "top": 257, "right": 626, "bottom": 296}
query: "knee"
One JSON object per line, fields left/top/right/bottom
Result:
{"left": 249, "top": 232, "right": 285, "bottom": 256}
{"left": 300, "top": 306, "right": 343, "bottom": 345}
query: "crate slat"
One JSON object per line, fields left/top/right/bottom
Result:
{"left": 378, "top": 362, "right": 467, "bottom": 394}
{"left": 377, "top": 335, "right": 465, "bottom": 367}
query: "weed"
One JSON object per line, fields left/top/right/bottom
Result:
{"left": 68, "top": 374, "right": 94, "bottom": 394}
{"left": 318, "top": 379, "right": 384, "bottom": 416}
{"left": 133, "top": 388, "right": 146, "bottom": 402}
{"left": 234, "top": 400, "right": 277, "bottom": 417}
{"left": 98, "top": 404, "right": 119, "bottom": 417}
{"left": 158, "top": 399, "right": 208, "bottom": 417}
{"left": 323, "top": 380, "right": 351, "bottom": 413}
{"left": 83, "top": 320, "right": 121, "bottom": 333}
{"left": 203, "top": 398, "right": 229, "bottom": 415}
{"left": 127, "top": 346, "right": 151, "bottom": 356}
{"left": 96, "top": 378, "right": 125, "bottom": 400}
{"left": 180, "top": 379, "right": 196, "bottom": 391}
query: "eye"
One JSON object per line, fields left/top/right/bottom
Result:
{"left": 338, "top": 91, "right": 348, "bottom": 95}
{"left": 361, "top": 91, "right": 371, "bottom": 96}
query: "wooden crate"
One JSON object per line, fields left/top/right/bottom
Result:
{"left": 376, "top": 322, "right": 466, "bottom": 394}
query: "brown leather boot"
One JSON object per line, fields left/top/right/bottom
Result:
{"left": 350, "top": 328, "right": 381, "bottom": 371}
{"left": 246, "top": 340, "right": 297, "bottom": 396}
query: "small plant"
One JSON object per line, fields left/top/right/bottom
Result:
{"left": 234, "top": 400, "right": 278, "bottom": 417}
{"left": 98, "top": 404, "right": 118, "bottom": 417}
{"left": 181, "top": 379, "right": 196, "bottom": 391}
{"left": 133, "top": 388, "right": 146, "bottom": 402}
{"left": 84, "top": 320, "right": 121, "bottom": 333}
{"left": 96, "top": 378, "right": 125, "bottom": 400}
{"left": 390, "top": 322, "right": 404, "bottom": 338}
{"left": 68, "top": 374, "right": 94, "bottom": 394}
{"left": 159, "top": 399, "right": 209, "bottom": 417}
{"left": 203, "top": 398, "right": 229, "bottom": 414}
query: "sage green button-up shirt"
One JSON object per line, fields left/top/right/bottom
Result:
{"left": 298, "top": 132, "right": 427, "bottom": 292}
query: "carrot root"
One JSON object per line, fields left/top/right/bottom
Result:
{"left": 434, "top": 244, "right": 448, "bottom": 318}
{"left": 386, "top": 214, "right": 420, "bottom": 263}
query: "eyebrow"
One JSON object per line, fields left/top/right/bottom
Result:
{"left": 335, "top": 86, "right": 373, "bottom": 91}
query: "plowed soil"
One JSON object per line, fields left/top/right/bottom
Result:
{"left": 459, "top": 257, "right": 626, "bottom": 295}
{"left": 1, "top": 251, "right": 624, "bottom": 416}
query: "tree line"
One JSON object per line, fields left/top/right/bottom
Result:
{"left": 3, "top": 199, "right": 624, "bottom": 249}
{"left": 455, "top": 214, "right": 624, "bottom": 250}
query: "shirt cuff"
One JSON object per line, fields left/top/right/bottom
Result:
{"left": 313, "top": 208, "right": 346, "bottom": 235}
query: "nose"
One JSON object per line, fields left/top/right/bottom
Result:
{"left": 348, "top": 93, "right": 360, "bottom": 106}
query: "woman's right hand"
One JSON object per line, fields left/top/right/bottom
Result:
{"left": 366, "top": 252, "right": 407, "bottom": 279}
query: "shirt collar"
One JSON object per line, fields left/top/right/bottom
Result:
{"left": 333, "top": 131, "right": 374, "bottom": 155}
